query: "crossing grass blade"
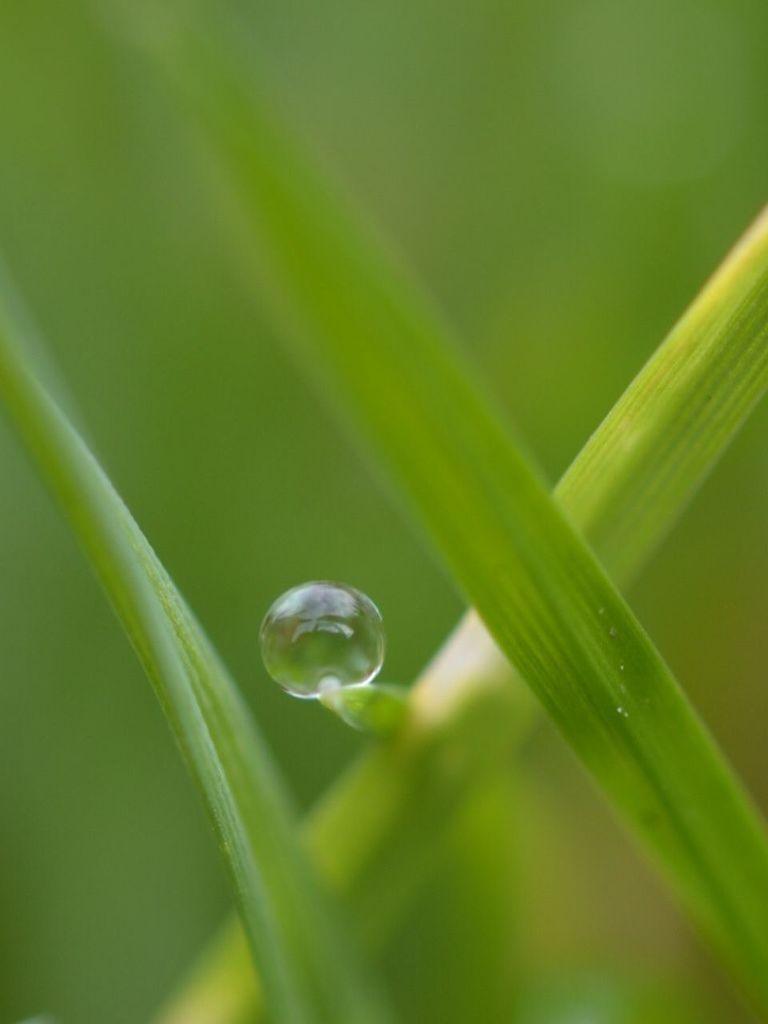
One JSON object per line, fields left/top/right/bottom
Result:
{"left": 154, "top": 22, "right": 768, "bottom": 1014}
{"left": 0, "top": 271, "right": 392, "bottom": 1024}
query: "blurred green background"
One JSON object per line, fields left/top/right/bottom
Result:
{"left": 0, "top": 1, "right": 766, "bottom": 1021}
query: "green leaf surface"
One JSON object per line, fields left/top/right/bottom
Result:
{"left": 319, "top": 683, "right": 409, "bottom": 736}
{"left": 157, "top": 198, "right": 768, "bottom": 1024}
{"left": 559, "top": 207, "right": 768, "bottom": 583}
{"left": 0, "top": 272, "right": 391, "bottom": 1024}
{"left": 160, "top": 23, "right": 768, "bottom": 1013}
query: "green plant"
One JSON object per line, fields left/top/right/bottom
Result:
{"left": 1, "top": 10, "right": 767, "bottom": 1024}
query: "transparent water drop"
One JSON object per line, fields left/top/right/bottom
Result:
{"left": 260, "top": 581, "right": 385, "bottom": 699}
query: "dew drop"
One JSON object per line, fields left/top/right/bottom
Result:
{"left": 260, "top": 581, "right": 385, "bottom": 699}
{"left": 616, "top": 706, "right": 629, "bottom": 718}
{"left": 609, "top": 625, "right": 617, "bottom": 637}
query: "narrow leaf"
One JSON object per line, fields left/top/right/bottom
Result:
{"left": 319, "top": 683, "right": 409, "bottom": 736}
{"left": 163, "top": 24, "right": 768, "bottom": 1012}
{"left": 0, "top": 272, "right": 391, "bottom": 1024}
{"left": 158, "top": 197, "right": 768, "bottom": 1021}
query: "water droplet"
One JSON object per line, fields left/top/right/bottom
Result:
{"left": 598, "top": 606, "right": 605, "bottom": 616}
{"left": 260, "top": 581, "right": 385, "bottom": 699}
{"left": 609, "top": 625, "right": 617, "bottom": 637}
{"left": 616, "top": 706, "right": 629, "bottom": 718}
{"left": 619, "top": 663, "right": 625, "bottom": 671}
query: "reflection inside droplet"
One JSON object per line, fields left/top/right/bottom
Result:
{"left": 260, "top": 581, "right": 385, "bottom": 699}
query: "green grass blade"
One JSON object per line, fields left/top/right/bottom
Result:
{"left": 159, "top": 682, "right": 524, "bottom": 1024}
{"left": 319, "top": 683, "right": 409, "bottom": 736}
{"left": 158, "top": 199, "right": 768, "bottom": 1023}
{"left": 0, "top": 273, "right": 391, "bottom": 1024}
{"left": 418, "top": 205, "right": 768, "bottom": 721}
{"left": 559, "top": 207, "right": 768, "bottom": 583}
{"left": 161, "top": 26, "right": 768, "bottom": 1011}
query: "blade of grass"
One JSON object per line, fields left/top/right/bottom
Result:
{"left": 158, "top": 201, "right": 768, "bottom": 1024}
{"left": 156, "top": 22, "right": 768, "bottom": 1013}
{"left": 158, "top": 681, "right": 526, "bottom": 1024}
{"left": 560, "top": 207, "right": 768, "bottom": 584}
{"left": 155, "top": 169, "right": 768, "bottom": 1024}
{"left": 417, "top": 203, "right": 768, "bottom": 723}
{"left": 0, "top": 270, "right": 392, "bottom": 1024}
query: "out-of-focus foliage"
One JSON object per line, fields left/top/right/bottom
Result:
{"left": 0, "top": 2, "right": 765, "bottom": 1022}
